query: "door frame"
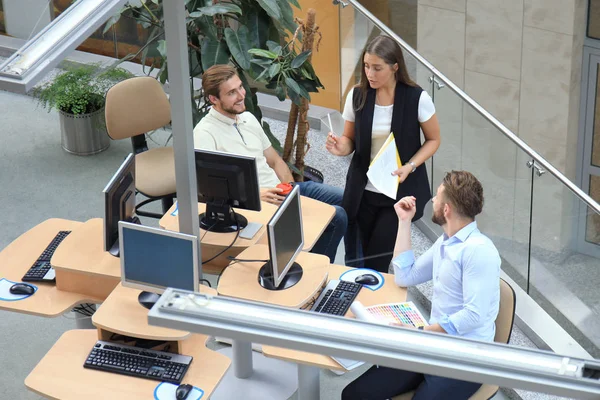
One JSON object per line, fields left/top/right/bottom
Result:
{"left": 576, "top": 46, "right": 600, "bottom": 257}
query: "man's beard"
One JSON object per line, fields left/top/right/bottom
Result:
{"left": 222, "top": 101, "right": 245, "bottom": 115}
{"left": 431, "top": 208, "right": 446, "bottom": 226}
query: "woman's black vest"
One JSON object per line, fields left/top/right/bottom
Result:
{"left": 342, "top": 83, "right": 432, "bottom": 221}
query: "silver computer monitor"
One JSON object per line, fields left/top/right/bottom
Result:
{"left": 119, "top": 221, "right": 199, "bottom": 308}
{"left": 260, "top": 185, "right": 304, "bottom": 290}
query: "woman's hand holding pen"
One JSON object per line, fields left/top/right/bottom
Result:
{"left": 391, "top": 164, "right": 413, "bottom": 183}
{"left": 325, "top": 131, "right": 345, "bottom": 156}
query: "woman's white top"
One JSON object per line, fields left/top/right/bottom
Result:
{"left": 342, "top": 87, "right": 436, "bottom": 194}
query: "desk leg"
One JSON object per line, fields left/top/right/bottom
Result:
{"left": 232, "top": 339, "right": 253, "bottom": 378}
{"left": 72, "top": 304, "right": 96, "bottom": 329}
{"left": 297, "top": 365, "right": 320, "bottom": 400}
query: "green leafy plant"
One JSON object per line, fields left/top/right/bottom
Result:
{"left": 104, "top": 0, "right": 321, "bottom": 125}
{"left": 34, "top": 63, "right": 134, "bottom": 115}
{"left": 249, "top": 39, "right": 323, "bottom": 106}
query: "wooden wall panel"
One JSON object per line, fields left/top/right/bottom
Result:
{"left": 295, "top": 1, "right": 342, "bottom": 110}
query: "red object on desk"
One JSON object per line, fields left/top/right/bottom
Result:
{"left": 277, "top": 183, "right": 293, "bottom": 195}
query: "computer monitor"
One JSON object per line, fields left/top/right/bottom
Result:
{"left": 195, "top": 149, "right": 261, "bottom": 233}
{"left": 258, "top": 185, "right": 304, "bottom": 290}
{"left": 103, "top": 153, "right": 139, "bottom": 257}
{"left": 119, "top": 221, "right": 199, "bottom": 309}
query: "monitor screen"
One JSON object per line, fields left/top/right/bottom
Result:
{"left": 103, "top": 153, "right": 136, "bottom": 256}
{"left": 195, "top": 149, "right": 261, "bottom": 211}
{"left": 194, "top": 149, "right": 261, "bottom": 233}
{"left": 119, "top": 221, "right": 199, "bottom": 294}
{"left": 267, "top": 185, "right": 304, "bottom": 287}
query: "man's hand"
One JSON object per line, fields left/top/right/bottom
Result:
{"left": 260, "top": 187, "right": 285, "bottom": 205}
{"left": 391, "top": 164, "right": 413, "bottom": 184}
{"left": 394, "top": 196, "right": 417, "bottom": 222}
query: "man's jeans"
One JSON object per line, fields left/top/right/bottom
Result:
{"left": 296, "top": 181, "right": 347, "bottom": 263}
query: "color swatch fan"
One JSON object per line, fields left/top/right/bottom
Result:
{"left": 364, "top": 301, "right": 428, "bottom": 328}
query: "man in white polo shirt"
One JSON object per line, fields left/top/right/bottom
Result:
{"left": 193, "top": 64, "right": 347, "bottom": 263}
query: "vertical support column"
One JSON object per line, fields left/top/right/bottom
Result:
{"left": 297, "top": 364, "right": 320, "bottom": 400}
{"left": 232, "top": 339, "right": 254, "bottom": 378}
{"left": 162, "top": 0, "right": 202, "bottom": 275}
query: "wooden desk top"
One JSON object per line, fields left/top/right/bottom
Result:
{"left": 92, "top": 283, "right": 217, "bottom": 341}
{"left": 217, "top": 245, "right": 329, "bottom": 308}
{"left": 159, "top": 196, "right": 335, "bottom": 251}
{"left": 52, "top": 218, "right": 120, "bottom": 279}
{"left": 0, "top": 219, "right": 104, "bottom": 317}
{"left": 261, "top": 264, "right": 407, "bottom": 370}
{"left": 25, "top": 329, "right": 231, "bottom": 400}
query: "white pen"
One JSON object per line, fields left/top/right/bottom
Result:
{"left": 327, "top": 113, "right": 334, "bottom": 134}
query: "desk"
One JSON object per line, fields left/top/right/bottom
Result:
{"left": 26, "top": 285, "right": 231, "bottom": 399}
{"left": 0, "top": 218, "right": 104, "bottom": 317}
{"left": 52, "top": 218, "right": 120, "bottom": 300}
{"left": 262, "top": 264, "right": 407, "bottom": 371}
{"left": 218, "top": 255, "right": 407, "bottom": 400}
{"left": 25, "top": 330, "right": 230, "bottom": 400}
{"left": 159, "top": 197, "right": 335, "bottom": 274}
{"left": 217, "top": 244, "right": 329, "bottom": 308}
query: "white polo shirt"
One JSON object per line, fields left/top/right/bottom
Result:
{"left": 193, "top": 107, "right": 281, "bottom": 188}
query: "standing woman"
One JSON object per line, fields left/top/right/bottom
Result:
{"left": 326, "top": 35, "right": 440, "bottom": 272}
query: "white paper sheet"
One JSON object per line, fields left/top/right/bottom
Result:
{"left": 366, "top": 132, "right": 401, "bottom": 200}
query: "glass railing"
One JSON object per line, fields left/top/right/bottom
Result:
{"left": 338, "top": 0, "right": 600, "bottom": 358}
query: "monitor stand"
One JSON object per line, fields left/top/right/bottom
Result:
{"left": 138, "top": 291, "right": 161, "bottom": 310}
{"left": 108, "top": 216, "right": 141, "bottom": 257}
{"left": 258, "top": 262, "right": 303, "bottom": 290}
{"left": 199, "top": 202, "right": 248, "bottom": 233}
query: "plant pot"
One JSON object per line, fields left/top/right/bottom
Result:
{"left": 59, "top": 107, "right": 110, "bottom": 156}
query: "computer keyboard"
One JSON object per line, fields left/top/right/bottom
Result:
{"left": 22, "top": 230, "right": 71, "bottom": 282}
{"left": 83, "top": 341, "right": 193, "bottom": 384}
{"left": 310, "top": 279, "right": 362, "bottom": 316}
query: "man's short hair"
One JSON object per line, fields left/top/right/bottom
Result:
{"left": 202, "top": 64, "right": 238, "bottom": 103}
{"left": 441, "top": 171, "right": 484, "bottom": 219}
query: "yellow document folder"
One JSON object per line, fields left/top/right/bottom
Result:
{"left": 366, "top": 132, "right": 401, "bottom": 199}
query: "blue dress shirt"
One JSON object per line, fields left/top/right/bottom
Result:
{"left": 392, "top": 222, "right": 500, "bottom": 342}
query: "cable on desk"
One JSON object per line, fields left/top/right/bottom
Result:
{"left": 199, "top": 279, "right": 212, "bottom": 287}
{"left": 72, "top": 303, "right": 96, "bottom": 317}
{"left": 200, "top": 220, "right": 218, "bottom": 243}
{"left": 202, "top": 209, "right": 241, "bottom": 266}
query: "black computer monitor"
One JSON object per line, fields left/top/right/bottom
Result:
{"left": 119, "top": 221, "right": 199, "bottom": 309}
{"left": 258, "top": 185, "right": 304, "bottom": 290}
{"left": 195, "top": 149, "right": 261, "bottom": 233}
{"left": 103, "top": 153, "right": 139, "bottom": 257}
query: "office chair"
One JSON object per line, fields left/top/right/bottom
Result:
{"left": 392, "top": 279, "right": 516, "bottom": 400}
{"left": 105, "top": 77, "right": 176, "bottom": 219}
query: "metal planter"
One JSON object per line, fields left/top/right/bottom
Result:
{"left": 59, "top": 107, "right": 110, "bottom": 156}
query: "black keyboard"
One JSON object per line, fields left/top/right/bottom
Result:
{"left": 22, "top": 230, "right": 71, "bottom": 282}
{"left": 83, "top": 341, "right": 193, "bottom": 384}
{"left": 310, "top": 280, "right": 362, "bottom": 316}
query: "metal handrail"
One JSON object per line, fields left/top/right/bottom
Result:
{"left": 339, "top": 0, "right": 600, "bottom": 216}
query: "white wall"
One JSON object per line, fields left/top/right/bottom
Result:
{"left": 3, "top": 0, "right": 52, "bottom": 39}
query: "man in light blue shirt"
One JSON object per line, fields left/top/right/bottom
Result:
{"left": 342, "top": 170, "right": 500, "bottom": 400}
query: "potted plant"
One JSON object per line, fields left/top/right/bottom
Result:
{"left": 33, "top": 63, "right": 134, "bottom": 155}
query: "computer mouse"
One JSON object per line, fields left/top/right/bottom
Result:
{"left": 175, "top": 383, "right": 193, "bottom": 400}
{"left": 9, "top": 283, "right": 35, "bottom": 295}
{"left": 355, "top": 274, "right": 380, "bottom": 286}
